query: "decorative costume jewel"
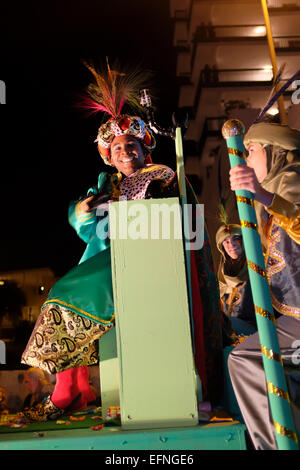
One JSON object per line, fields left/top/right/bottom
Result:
{"left": 81, "top": 59, "right": 156, "bottom": 165}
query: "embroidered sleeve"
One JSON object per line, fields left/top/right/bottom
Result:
{"left": 266, "top": 194, "right": 300, "bottom": 244}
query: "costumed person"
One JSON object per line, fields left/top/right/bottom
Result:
{"left": 22, "top": 368, "right": 52, "bottom": 411}
{"left": 215, "top": 216, "right": 257, "bottom": 336}
{"left": 0, "top": 386, "right": 9, "bottom": 416}
{"left": 20, "top": 61, "right": 224, "bottom": 421}
{"left": 228, "top": 121, "right": 300, "bottom": 449}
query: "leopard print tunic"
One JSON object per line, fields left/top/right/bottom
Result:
{"left": 119, "top": 164, "right": 175, "bottom": 200}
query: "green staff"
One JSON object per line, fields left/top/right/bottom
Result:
{"left": 222, "top": 118, "right": 298, "bottom": 450}
{"left": 175, "top": 127, "right": 192, "bottom": 312}
{"left": 175, "top": 125, "right": 202, "bottom": 403}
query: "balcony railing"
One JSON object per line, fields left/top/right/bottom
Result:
{"left": 193, "top": 24, "right": 267, "bottom": 41}
{"left": 174, "top": 9, "right": 188, "bottom": 19}
{"left": 193, "top": 24, "right": 300, "bottom": 43}
{"left": 197, "top": 66, "right": 299, "bottom": 85}
{"left": 274, "top": 36, "right": 300, "bottom": 48}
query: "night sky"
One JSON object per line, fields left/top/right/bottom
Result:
{"left": 0, "top": 0, "right": 179, "bottom": 276}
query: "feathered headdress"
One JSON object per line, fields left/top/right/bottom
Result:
{"left": 253, "top": 64, "right": 300, "bottom": 124}
{"left": 243, "top": 65, "right": 300, "bottom": 154}
{"left": 82, "top": 58, "right": 148, "bottom": 118}
{"left": 81, "top": 58, "right": 156, "bottom": 165}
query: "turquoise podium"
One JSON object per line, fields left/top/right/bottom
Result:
{"left": 100, "top": 198, "right": 199, "bottom": 430}
{"left": 95, "top": 197, "right": 247, "bottom": 450}
{"left": 0, "top": 198, "right": 246, "bottom": 450}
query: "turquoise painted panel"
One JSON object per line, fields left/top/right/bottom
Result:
{"left": 0, "top": 422, "right": 246, "bottom": 450}
{"left": 110, "top": 198, "right": 198, "bottom": 430}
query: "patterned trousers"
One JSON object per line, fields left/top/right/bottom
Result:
{"left": 21, "top": 304, "right": 113, "bottom": 374}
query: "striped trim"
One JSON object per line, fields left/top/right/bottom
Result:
{"left": 267, "top": 381, "right": 289, "bottom": 401}
{"left": 255, "top": 305, "right": 276, "bottom": 324}
{"left": 273, "top": 420, "right": 299, "bottom": 443}
{"left": 43, "top": 299, "right": 115, "bottom": 324}
{"left": 270, "top": 290, "right": 300, "bottom": 319}
{"left": 261, "top": 345, "right": 282, "bottom": 363}
{"left": 227, "top": 148, "right": 247, "bottom": 160}
{"left": 248, "top": 260, "right": 267, "bottom": 279}
{"left": 78, "top": 213, "right": 94, "bottom": 222}
{"left": 236, "top": 195, "right": 254, "bottom": 207}
{"left": 241, "top": 220, "right": 258, "bottom": 230}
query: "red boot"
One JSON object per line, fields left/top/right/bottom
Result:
{"left": 76, "top": 366, "right": 96, "bottom": 404}
{"left": 20, "top": 368, "right": 87, "bottom": 422}
{"left": 51, "top": 367, "right": 87, "bottom": 411}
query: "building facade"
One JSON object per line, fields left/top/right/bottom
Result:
{"left": 170, "top": 0, "right": 300, "bottom": 263}
{"left": 0, "top": 267, "right": 57, "bottom": 324}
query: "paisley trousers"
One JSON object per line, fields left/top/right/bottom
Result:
{"left": 21, "top": 304, "right": 113, "bottom": 374}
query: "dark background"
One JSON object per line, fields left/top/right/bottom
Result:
{"left": 0, "top": 0, "right": 179, "bottom": 276}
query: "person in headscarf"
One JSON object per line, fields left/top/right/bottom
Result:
{"left": 0, "top": 387, "right": 9, "bottom": 415}
{"left": 228, "top": 121, "right": 300, "bottom": 449}
{"left": 20, "top": 63, "right": 223, "bottom": 421}
{"left": 22, "top": 368, "right": 51, "bottom": 410}
{"left": 216, "top": 223, "right": 256, "bottom": 336}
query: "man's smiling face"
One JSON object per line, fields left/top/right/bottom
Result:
{"left": 110, "top": 134, "right": 145, "bottom": 176}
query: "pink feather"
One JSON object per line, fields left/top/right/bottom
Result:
{"left": 79, "top": 96, "right": 115, "bottom": 117}
{"left": 117, "top": 94, "right": 127, "bottom": 115}
{"left": 82, "top": 60, "right": 150, "bottom": 118}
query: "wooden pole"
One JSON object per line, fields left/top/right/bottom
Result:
{"left": 260, "top": 0, "right": 287, "bottom": 124}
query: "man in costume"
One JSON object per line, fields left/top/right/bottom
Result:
{"left": 20, "top": 63, "right": 224, "bottom": 421}
{"left": 216, "top": 223, "right": 256, "bottom": 336}
{"left": 228, "top": 121, "right": 300, "bottom": 449}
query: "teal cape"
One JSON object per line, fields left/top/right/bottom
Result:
{"left": 44, "top": 170, "right": 220, "bottom": 330}
{"left": 43, "top": 169, "right": 225, "bottom": 403}
{"left": 43, "top": 172, "right": 116, "bottom": 325}
{"left": 43, "top": 247, "right": 115, "bottom": 325}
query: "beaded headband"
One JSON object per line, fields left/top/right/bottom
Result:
{"left": 95, "top": 115, "right": 156, "bottom": 165}
{"left": 82, "top": 59, "right": 156, "bottom": 165}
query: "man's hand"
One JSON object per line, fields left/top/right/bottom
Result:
{"left": 80, "top": 195, "right": 96, "bottom": 213}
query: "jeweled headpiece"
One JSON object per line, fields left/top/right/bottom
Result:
{"left": 82, "top": 59, "right": 156, "bottom": 165}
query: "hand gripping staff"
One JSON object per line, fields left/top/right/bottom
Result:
{"left": 222, "top": 118, "right": 299, "bottom": 450}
